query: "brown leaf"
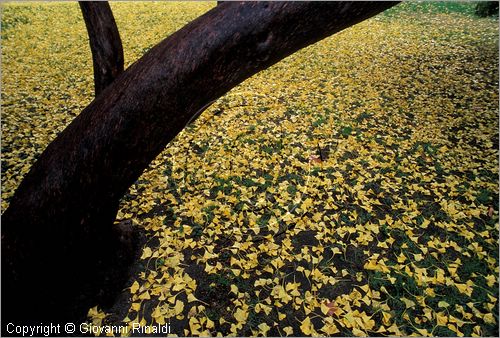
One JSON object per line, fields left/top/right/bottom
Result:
{"left": 324, "top": 301, "right": 339, "bottom": 316}
{"left": 309, "top": 155, "right": 322, "bottom": 163}
{"left": 488, "top": 206, "right": 494, "bottom": 218}
{"left": 188, "top": 307, "right": 197, "bottom": 318}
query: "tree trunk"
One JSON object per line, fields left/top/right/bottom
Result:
{"left": 1, "top": 1, "right": 397, "bottom": 325}
{"left": 79, "top": 1, "right": 124, "bottom": 96}
{"left": 475, "top": 1, "right": 499, "bottom": 17}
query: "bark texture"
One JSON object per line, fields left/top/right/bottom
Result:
{"left": 79, "top": 1, "right": 124, "bottom": 96}
{"left": 2, "top": 1, "right": 397, "bottom": 325}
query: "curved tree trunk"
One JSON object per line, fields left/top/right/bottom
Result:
{"left": 1, "top": 1, "right": 397, "bottom": 325}
{"left": 79, "top": 1, "right": 124, "bottom": 96}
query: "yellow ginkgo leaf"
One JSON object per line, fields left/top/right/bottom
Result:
{"left": 174, "top": 299, "right": 184, "bottom": 315}
{"left": 138, "top": 291, "right": 151, "bottom": 300}
{"left": 234, "top": 308, "right": 248, "bottom": 323}
{"left": 436, "top": 312, "right": 448, "bottom": 326}
{"left": 300, "top": 316, "right": 313, "bottom": 335}
{"left": 283, "top": 326, "right": 294, "bottom": 336}
{"left": 363, "top": 259, "right": 378, "bottom": 270}
{"left": 87, "top": 306, "right": 106, "bottom": 326}
{"left": 141, "top": 247, "right": 153, "bottom": 259}
{"left": 258, "top": 323, "right": 271, "bottom": 335}
{"left": 455, "top": 283, "right": 472, "bottom": 297}
{"left": 485, "top": 275, "right": 496, "bottom": 287}
{"left": 483, "top": 313, "right": 495, "bottom": 324}
{"left": 352, "top": 328, "right": 366, "bottom": 336}
{"left": 321, "top": 322, "right": 339, "bottom": 335}
{"left": 189, "top": 317, "right": 201, "bottom": 335}
{"left": 130, "top": 281, "right": 140, "bottom": 294}
{"left": 382, "top": 311, "right": 392, "bottom": 325}
{"left": 401, "top": 297, "right": 415, "bottom": 309}
{"left": 417, "top": 328, "right": 430, "bottom": 335}
{"left": 187, "top": 292, "right": 198, "bottom": 303}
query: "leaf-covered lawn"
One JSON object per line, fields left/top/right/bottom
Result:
{"left": 1, "top": 2, "right": 498, "bottom": 337}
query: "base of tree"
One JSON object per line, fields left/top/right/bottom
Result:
{"left": 1, "top": 223, "right": 145, "bottom": 337}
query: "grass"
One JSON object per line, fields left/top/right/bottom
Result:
{"left": 383, "top": 1, "right": 480, "bottom": 17}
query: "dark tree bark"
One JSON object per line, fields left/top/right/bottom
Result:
{"left": 475, "top": 1, "right": 499, "bottom": 17}
{"left": 1, "top": 1, "right": 397, "bottom": 326}
{"left": 79, "top": 1, "right": 124, "bottom": 96}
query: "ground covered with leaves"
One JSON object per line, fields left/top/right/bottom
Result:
{"left": 1, "top": 2, "right": 499, "bottom": 337}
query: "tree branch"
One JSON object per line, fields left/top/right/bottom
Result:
{"left": 79, "top": 1, "right": 124, "bottom": 96}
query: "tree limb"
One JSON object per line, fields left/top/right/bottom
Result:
{"left": 79, "top": 1, "right": 124, "bottom": 96}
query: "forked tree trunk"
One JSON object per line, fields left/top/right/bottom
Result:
{"left": 79, "top": 1, "right": 124, "bottom": 96}
{"left": 1, "top": 1, "right": 397, "bottom": 325}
